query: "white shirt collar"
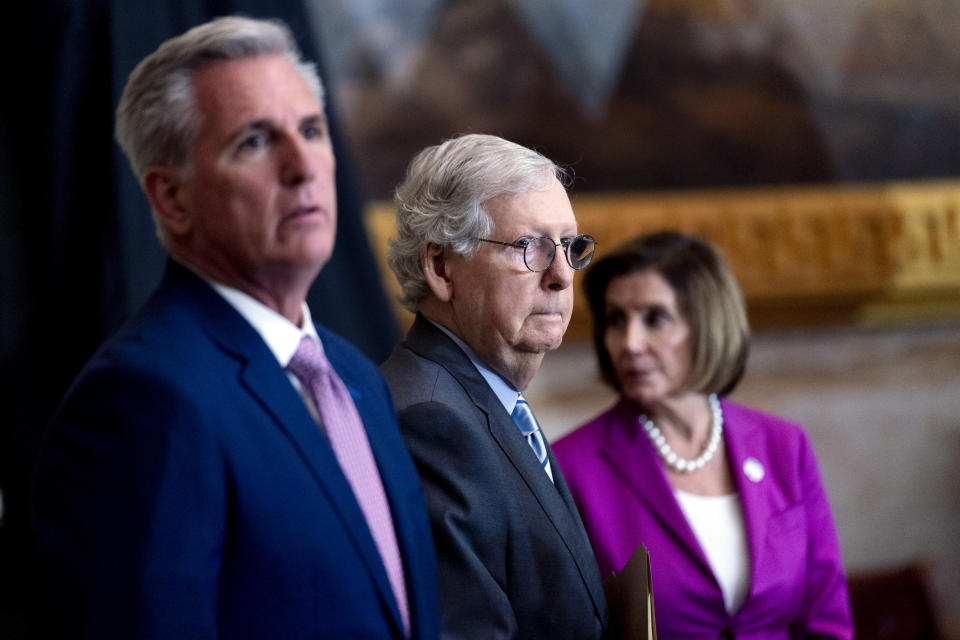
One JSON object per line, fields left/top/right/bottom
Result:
{"left": 205, "top": 278, "right": 321, "bottom": 367}
{"left": 427, "top": 319, "right": 520, "bottom": 414}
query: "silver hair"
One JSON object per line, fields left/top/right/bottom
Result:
{"left": 389, "top": 133, "right": 569, "bottom": 312}
{"left": 114, "top": 16, "right": 324, "bottom": 243}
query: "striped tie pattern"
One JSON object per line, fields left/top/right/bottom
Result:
{"left": 512, "top": 394, "right": 553, "bottom": 482}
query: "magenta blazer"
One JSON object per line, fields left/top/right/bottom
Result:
{"left": 553, "top": 398, "right": 853, "bottom": 639}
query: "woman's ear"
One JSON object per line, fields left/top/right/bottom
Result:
{"left": 421, "top": 243, "right": 454, "bottom": 302}
{"left": 143, "top": 167, "right": 193, "bottom": 238}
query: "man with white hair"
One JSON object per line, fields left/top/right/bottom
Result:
{"left": 32, "top": 16, "right": 438, "bottom": 639}
{"left": 381, "top": 134, "right": 609, "bottom": 639}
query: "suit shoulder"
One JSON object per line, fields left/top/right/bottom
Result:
{"left": 53, "top": 322, "right": 220, "bottom": 425}
{"left": 380, "top": 344, "right": 453, "bottom": 408}
{"left": 382, "top": 350, "right": 493, "bottom": 456}
{"left": 723, "top": 400, "right": 821, "bottom": 493}
{"left": 552, "top": 403, "right": 622, "bottom": 463}
{"left": 723, "top": 400, "right": 806, "bottom": 442}
{"left": 70, "top": 303, "right": 215, "bottom": 393}
{"left": 55, "top": 287, "right": 241, "bottom": 424}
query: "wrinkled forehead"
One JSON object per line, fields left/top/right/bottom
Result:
{"left": 191, "top": 55, "right": 322, "bottom": 139}
{"left": 484, "top": 178, "right": 577, "bottom": 237}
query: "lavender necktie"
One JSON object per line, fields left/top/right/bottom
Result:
{"left": 288, "top": 336, "right": 410, "bottom": 636}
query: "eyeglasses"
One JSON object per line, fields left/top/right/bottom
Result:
{"left": 476, "top": 234, "right": 598, "bottom": 273}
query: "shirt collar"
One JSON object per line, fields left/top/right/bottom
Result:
{"left": 204, "top": 278, "right": 320, "bottom": 368}
{"left": 427, "top": 319, "right": 519, "bottom": 415}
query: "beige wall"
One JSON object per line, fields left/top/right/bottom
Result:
{"left": 527, "top": 322, "right": 960, "bottom": 637}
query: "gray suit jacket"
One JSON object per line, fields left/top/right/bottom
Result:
{"left": 381, "top": 314, "right": 610, "bottom": 639}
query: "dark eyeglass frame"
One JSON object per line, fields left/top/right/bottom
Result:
{"left": 476, "top": 234, "right": 598, "bottom": 273}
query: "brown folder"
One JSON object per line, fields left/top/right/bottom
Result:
{"left": 602, "top": 543, "right": 658, "bottom": 640}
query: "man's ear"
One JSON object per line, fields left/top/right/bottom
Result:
{"left": 143, "top": 167, "right": 193, "bottom": 238}
{"left": 421, "top": 243, "right": 454, "bottom": 302}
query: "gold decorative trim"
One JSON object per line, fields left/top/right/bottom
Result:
{"left": 365, "top": 180, "right": 960, "bottom": 337}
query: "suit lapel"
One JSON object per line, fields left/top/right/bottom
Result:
{"left": 314, "top": 337, "right": 410, "bottom": 634}
{"left": 542, "top": 437, "right": 611, "bottom": 619}
{"left": 488, "top": 402, "right": 610, "bottom": 616}
{"left": 322, "top": 332, "right": 418, "bottom": 634}
{"left": 164, "top": 262, "right": 402, "bottom": 633}
{"left": 238, "top": 359, "right": 405, "bottom": 635}
{"left": 404, "top": 315, "right": 608, "bottom": 624}
{"left": 722, "top": 401, "right": 767, "bottom": 603}
{"left": 598, "top": 403, "right": 716, "bottom": 580}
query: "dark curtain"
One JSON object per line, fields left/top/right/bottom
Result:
{"left": 1, "top": 1, "right": 398, "bottom": 633}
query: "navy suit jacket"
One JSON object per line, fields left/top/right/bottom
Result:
{"left": 32, "top": 261, "right": 439, "bottom": 639}
{"left": 381, "top": 315, "right": 609, "bottom": 639}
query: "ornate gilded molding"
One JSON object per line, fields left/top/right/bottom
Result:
{"left": 366, "top": 180, "right": 960, "bottom": 337}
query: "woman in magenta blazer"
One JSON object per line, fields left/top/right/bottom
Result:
{"left": 553, "top": 231, "right": 853, "bottom": 639}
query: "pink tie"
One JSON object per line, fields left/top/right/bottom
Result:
{"left": 288, "top": 336, "right": 410, "bottom": 636}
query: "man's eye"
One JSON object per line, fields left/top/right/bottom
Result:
{"left": 302, "top": 123, "right": 325, "bottom": 140}
{"left": 238, "top": 133, "right": 266, "bottom": 151}
{"left": 514, "top": 237, "right": 532, "bottom": 249}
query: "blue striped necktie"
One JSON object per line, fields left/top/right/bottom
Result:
{"left": 512, "top": 394, "right": 553, "bottom": 482}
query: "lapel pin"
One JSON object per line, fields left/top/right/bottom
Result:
{"left": 743, "top": 457, "right": 765, "bottom": 483}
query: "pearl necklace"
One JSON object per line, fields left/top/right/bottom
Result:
{"left": 640, "top": 394, "right": 723, "bottom": 473}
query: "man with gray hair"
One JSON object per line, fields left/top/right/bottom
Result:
{"left": 381, "top": 133, "right": 610, "bottom": 639}
{"left": 32, "top": 16, "right": 438, "bottom": 639}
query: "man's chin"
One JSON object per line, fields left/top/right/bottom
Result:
{"left": 518, "top": 332, "right": 564, "bottom": 354}
{"left": 287, "top": 240, "right": 334, "bottom": 273}
{"left": 526, "top": 313, "right": 569, "bottom": 333}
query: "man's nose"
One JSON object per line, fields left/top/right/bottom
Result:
{"left": 280, "top": 135, "right": 318, "bottom": 186}
{"left": 543, "top": 245, "right": 575, "bottom": 291}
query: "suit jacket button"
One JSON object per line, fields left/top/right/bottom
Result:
{"left": 720, "top": 628, "right": 735, "bottom": 640}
